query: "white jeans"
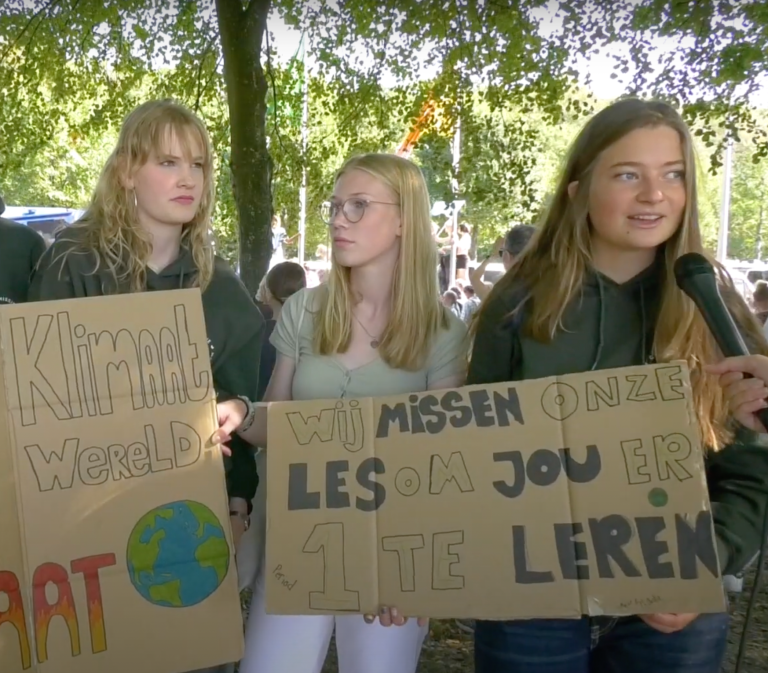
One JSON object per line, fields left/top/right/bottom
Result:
{"left": 238, "top": 571, "right": 428, "bottom": 673}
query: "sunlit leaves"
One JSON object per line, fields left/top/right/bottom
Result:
{"left": 4, "top": 0, "right": 768, "bottom": 270}
{"left": 556, "top": 0, "right": 768, "bottom": 164}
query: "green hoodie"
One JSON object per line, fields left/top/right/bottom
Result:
{"left": 29, "top": 227, "right": 264, "bottom": 506}
{"left": 469, "top": 259, "right": 768, "bottom": 578}
{"left": 0, "top": 217, "right": 46, "bottom": 305}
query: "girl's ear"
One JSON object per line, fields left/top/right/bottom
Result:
{"left": 118, "top": 156, "right": 134, "bottom": 190}
{"left": 567, "top": 181, "right": 579, "bottom": 199}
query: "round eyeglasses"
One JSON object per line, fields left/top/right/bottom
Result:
{"left": 321, "top": 198, "right": 399, "bottom": 224}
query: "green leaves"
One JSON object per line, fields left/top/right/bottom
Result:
{"left": 4, "top": 0, "right": 768, "bottom": 274}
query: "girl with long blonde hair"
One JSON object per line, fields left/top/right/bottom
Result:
{"left": 30, "top": 101, "right": 264, "bottom": 652}
{"left": 214, "top": 153, "right": 468, "bottom": 673}
{"left": 468, "top": 98, "right": 768, "bottom": 672}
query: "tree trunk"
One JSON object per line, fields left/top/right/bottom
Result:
{"left": 214, "top": 0, "right": 272, "bottom": 294}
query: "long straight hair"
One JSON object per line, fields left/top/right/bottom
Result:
{"left": 484, "top": 98, "right": 766, "bottom": 449}
{"left": 315, "top": 153, "right": 449, "bottom": 371}
{"left": 60, "top": 99, "right": 216, "bottom": 292}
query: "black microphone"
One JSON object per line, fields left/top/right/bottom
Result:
{"left": 674, "top": 251, "right": 768, "bottom": 430}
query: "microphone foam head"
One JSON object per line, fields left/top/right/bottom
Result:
{"left": 674, "top": 252, "right": 715, "bottom": 284}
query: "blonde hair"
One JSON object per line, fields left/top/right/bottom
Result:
{"left": 485, "top": 98, "right": 766, "bottom": 449}
{"left": 61, "top": 99, "right": 215, "bottom": 292}
{"left": 255, "top": 273, "right": 269, "bottom": 303}
{"left": 314, "top": 153, "right": 449, "bottom": 370}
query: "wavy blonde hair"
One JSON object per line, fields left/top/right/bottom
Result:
{"left": 485, "top": 98, "right": 766, "bottom": 449}
{"left": 315, "top": 153, "right": 449, "bottom": 370}
{"left": 62, "top": 99, "right": 215, "bottom": 292}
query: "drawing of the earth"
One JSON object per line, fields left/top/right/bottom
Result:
{"left": 126, "top": 500, "right": 229, "bottom": 608}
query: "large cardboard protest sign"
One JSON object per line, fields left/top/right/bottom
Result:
{"left": 0, "top": 290, "right": 243, "bottom": 673}
{"left": 266, "top": 363, "right": 726, "bottom": 619}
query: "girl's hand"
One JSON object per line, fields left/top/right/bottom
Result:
{"left": 639, "top": 613, "right": 698, "bottom": 634}
{"left": 706, "top": 355, "right": 768, "bottom": 432}
{"left": 210, "top": 398, "right": 249, "bottom": 453}
{"left": 362, "top": 607, "right": 428, "bottom": 628}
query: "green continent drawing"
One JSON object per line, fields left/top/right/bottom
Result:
{"left": 126, "top": 500, "right": 230, "bottom": 607}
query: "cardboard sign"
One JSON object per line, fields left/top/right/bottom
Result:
{"left": 265, "top": 362, "right": 726, "bottom": 619}
{"left": 0, "top": 290, "right": 243, "bottom": 673}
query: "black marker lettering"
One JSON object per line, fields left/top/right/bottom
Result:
{"left": 513, "top": 526, "right": 554, "bottom": 584}
{"left": 356, "top": 457, "right": 386, "bottom": 511}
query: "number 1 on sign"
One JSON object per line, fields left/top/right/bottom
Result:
{"left": 302, "top": 522, "right": 360, "bottom": 611}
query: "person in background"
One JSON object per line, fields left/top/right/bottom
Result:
{"left": 256, "top": 261, "right": 306, "bottom": 402}
{"left": 753, "top": 279, "right": 768, "bottom": 325}
{"left": 269, "top": 213, "right": 299, "bottom": 269}
{"left": 461, "top": 285, "right": 481, "bottom": 323}
{"left": 470, "top": 224, "right": 536, "bottom": 301}
{"left": 0, "top": 194, "right": 47, "bottom": 305}
{"left": 455, "top": 223, "right": 472, "bottom": 281}
{"left": 213, "top": 152, "right": 467, "bottom": 673}
{"left": 315, "top": 242, "right": 330, "bottom": 263}
{"left": 468, "top": 98, "right": 768, "bottom": 673}
{"left": 449, "top": 283, "right": 465, "bottom": 313}
{"left": 435, "top": 220, "right": 453, "bottom": 293}
{"left": 28, "top": 103, "right": 264, "bottom": 673}
{"left": 442, "top": 289, "right": 462, "bottom": 318}
{"left": 236, "top": 260, "right": 308, "bottom": 613}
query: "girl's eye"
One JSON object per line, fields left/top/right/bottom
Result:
{"left": 616, "top": 172, "right": 638, "bottom": 181}
{"left": 161, "top": 160, "right": 175, "bottom": 166}
{"left": 667, "top": 170, "right": 685, "bottom": 180}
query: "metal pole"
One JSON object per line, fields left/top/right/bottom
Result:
{"left": 298, "top": 34, "right": 309, "bottom": 265}
{"left": 717, "top": 137, "right": 734, "bottom": 264}
{"left": 449, "top": 114, "right": 461, "bottom": 286}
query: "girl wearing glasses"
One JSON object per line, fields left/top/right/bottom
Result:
{"left": 212, "top": 153, "right": 468, "bottom": 673}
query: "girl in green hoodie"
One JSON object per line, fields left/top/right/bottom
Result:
{"left": 29, "top": 101, "right": 264, "bottom": 673}
{"left": 468, "top": 99, "right": 768, "bottom": 673}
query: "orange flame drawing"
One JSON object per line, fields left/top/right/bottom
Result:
{"left": 32, "top": 562, "right": 81, "bottom": 662}
{"left": 71, "top": 553, "right": 116, "bottom": 654}
{"left": 0, "top": 570, "right": 32, "bottom": 669}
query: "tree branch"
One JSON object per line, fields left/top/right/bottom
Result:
{"left": 194, "top": 36, "right": 218, "bottom": 113}
{"left": 200, "top": 54, "right": 224, "bottom": 105}
{"left": 264, "top": 27, "right": 289, "bottom": 155}
{"left": 0, "top": 0, "right": 65, "bottom": 67}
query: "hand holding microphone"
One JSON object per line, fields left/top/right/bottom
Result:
{"left": 675, "top": 253, "right": 768, "bottom": 434}
{"left": 706, "top": 356, "right": 768, "bottom": 433}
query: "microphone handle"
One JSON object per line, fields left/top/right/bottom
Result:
{"left": 688, "top": 289, "right": 768, "bottom": 432}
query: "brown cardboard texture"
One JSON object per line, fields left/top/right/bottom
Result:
{"left": 0, "top": 290, "right": 243, "bottom": 673}
{"left": 265, "top": 362, "right": 726, "bottom": 619}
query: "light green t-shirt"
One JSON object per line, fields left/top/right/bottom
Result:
{"left": 270, "top": 286, "right": 468, "bottom": 400}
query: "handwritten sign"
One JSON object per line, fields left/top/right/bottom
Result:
{"left": 0, "top": 290, "right": 243, "bottom": 673}
{"left": 265, "top": 363, "right": 726, "bottom": 619}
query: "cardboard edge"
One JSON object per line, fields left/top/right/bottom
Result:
{"left": 555, "top": 373, "right": 587, "bottom": 617}
{"left": 369, "top": 398, "right": 381, "bottom": 615}
{"left": 0, "top": 310, "right": 38, "bottom": 672}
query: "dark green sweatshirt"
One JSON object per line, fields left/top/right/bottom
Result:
{"left": 28, "top": 228, "right": 264, "bottom": 506}
{"left": 0, "top": 217, "right": 46, "bottom": 305}
{"left": 469, "top": 260, "right": 768, "bottom": 578}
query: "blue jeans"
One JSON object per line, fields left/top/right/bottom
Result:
{"left": 474, "top": 614, "right": 729, "bottom": 673}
